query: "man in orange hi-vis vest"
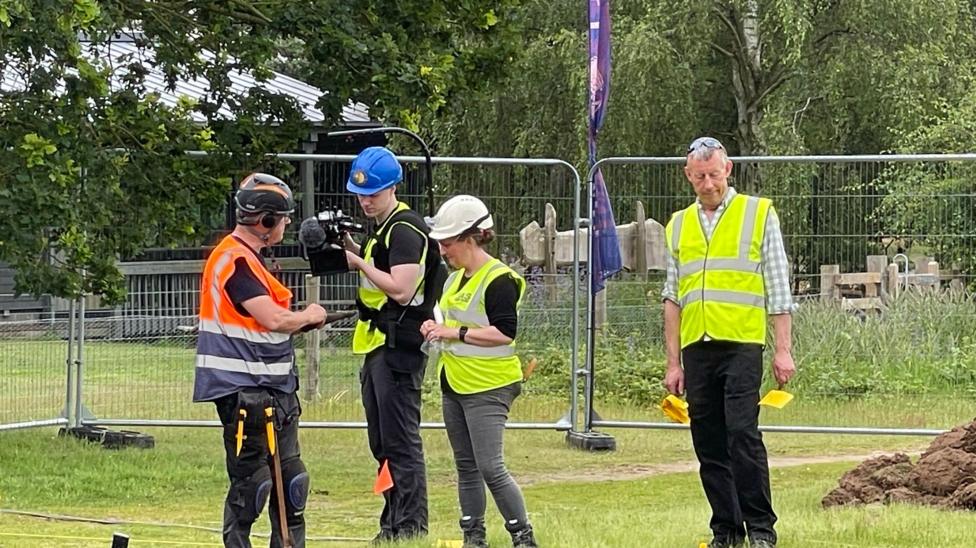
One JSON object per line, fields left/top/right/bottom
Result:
{"left": 194, "top": 173, "right": 327, "bottom": 548}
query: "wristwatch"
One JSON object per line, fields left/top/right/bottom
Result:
{"left": 458, "top": 326, "right": 468, "bottom": 342}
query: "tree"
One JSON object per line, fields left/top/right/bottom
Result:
{"left": 0, "top": 0, "right": 517, "bottom": 302}
{"left": 430, "top": 0, "right": 976, "bottom": 284}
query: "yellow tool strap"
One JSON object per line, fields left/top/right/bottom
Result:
{"left": 264, "top": 407, "right": 276, "bottom": 455}
{"left": 235, "top": 408, "right": 247, "bottom": 457}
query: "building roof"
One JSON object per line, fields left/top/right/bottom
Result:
{"left": 1, "top": 34, "right": 370, "bottom": 125}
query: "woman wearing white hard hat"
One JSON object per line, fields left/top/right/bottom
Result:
{"left": 420, "top": 195, "right": 539, "bottom": 548}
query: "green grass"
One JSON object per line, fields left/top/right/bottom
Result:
{"left": 4, "top": 300, "right": 976, "bottom": 546}
{"left": 0, "top": 426, "right": 972, "bottom": 547}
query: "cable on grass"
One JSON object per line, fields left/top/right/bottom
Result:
{"left": 0, "top": 508, "right": 370, "bottom": 542}
{"left": 0, "top": 532, "right": 221, "bottom": 546}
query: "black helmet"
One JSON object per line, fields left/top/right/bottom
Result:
{"left": 234, "top": 173, "right": 296, "bottom": 225}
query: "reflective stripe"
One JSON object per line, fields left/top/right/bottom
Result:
{"left": 680, "top": 290, "right": 765, "bottom": 309}
{"left": 444, "top": 270, "right": 463, "bottom": 291}
{"left": 197, "top": 331, "right": 293, "bottom": 364}
{"left": 444, "top": 342, "right": 516, "bottom": 358}
{"left": 670, "top": 210, "right": 684, "bottom": 252}
{"left": 198, "top": 319, "right": 290, "bottom": 345}
{"left": 195, "top": 354, "right": 294, "bottom": 376}
{"left": 444, "top": 263, "right": 507, "bottom": 326}
{"left": 193, "top": 368, "right": 297, "bottom": 402}
{"left": 208, "top": 251, "right": 234, "bottom": 322}
{"left": 739, "top": 196, "right": 759, "bottom": 258}
{"left": 679, "top": 258, "right": 761, "bottom": 276}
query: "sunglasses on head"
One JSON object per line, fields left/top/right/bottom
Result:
{"left": 687, "top": 137, "right": 725, "bottom": 154}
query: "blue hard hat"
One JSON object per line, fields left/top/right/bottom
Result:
{"left": 346, "top": 146, "right": 403, "bottom": 195}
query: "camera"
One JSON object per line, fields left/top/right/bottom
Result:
{"left": 299, "top": 207, "right": 366, "bottom": 276}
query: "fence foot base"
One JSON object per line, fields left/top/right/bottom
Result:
{"left": 58, "top": 425, "right": 155, "bottom": 450}
{"left": 565, "top": 430, "right": 616, "bottom": 452}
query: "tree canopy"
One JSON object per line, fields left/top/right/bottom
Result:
{"left": 0, "top": 0, "right": 516, "bottom": 301}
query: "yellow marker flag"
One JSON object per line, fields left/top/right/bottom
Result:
{"left": 660, "top": 394, "right": 690, "bottom": 424}
{"left": 759, "top": 385, "right": 794, "bottom": 409}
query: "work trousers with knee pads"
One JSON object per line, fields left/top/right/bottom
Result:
{"left": 360, "top": 347, "right": 429, "bottom": 538}
{"left": 215, "top": 388, "right": 309, "bottom": 548}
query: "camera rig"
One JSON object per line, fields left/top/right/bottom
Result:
{"left": 300, "top": 127, "right": 434, "bottom": 276}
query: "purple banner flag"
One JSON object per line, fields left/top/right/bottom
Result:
{"left": 588, "top": 0, "right": 621, "bottom": 293}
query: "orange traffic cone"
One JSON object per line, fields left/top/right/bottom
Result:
{"left": 373, "top": 459, "right": 394, "bottom": 495}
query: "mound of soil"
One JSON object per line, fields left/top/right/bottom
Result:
{"left": 823, "top": 419, "right": 976, "bottom": 510}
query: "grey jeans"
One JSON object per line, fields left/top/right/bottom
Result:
{"left": 442, "top": 382, "right": 529, "bottom": 528}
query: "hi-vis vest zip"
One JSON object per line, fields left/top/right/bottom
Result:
{"left": 352, "top": 202, "right": 428, "bottom": 354}
{"left": 666, "top": 193, "right": 771, "bottom": 349}
{"left": 438, "top": 258, "right": 525, "bottom": 394}
{"left": 193, "top": 236, "right": 296, "bottom": 401}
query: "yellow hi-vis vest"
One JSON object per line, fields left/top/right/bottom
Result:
{"left": 665, "top": 193, "right": 771, "bottom": 349}
{"left": 352, "top": 202, "right": 429, "bottom": 354}
{"left": 438, "top": 258, "right": 526, "bottom": 394}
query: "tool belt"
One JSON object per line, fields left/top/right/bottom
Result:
{"left": 228, "top": 388, "right": 300, "bottom": 431}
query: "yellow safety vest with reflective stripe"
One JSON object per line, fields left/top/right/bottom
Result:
{"left": 438, "top": 258, "right": 525, "bottom": 394}
{"left": 666, "top": 193, "right": 771, "bottom": 348}
{"left": 352, "top": 202, "right": 429, "bottom": 354}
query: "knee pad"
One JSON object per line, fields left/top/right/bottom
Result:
{"left": 282, "top": 459, "right": 310, "bottom": 515}
{"left": 229, "top": 467, "right": 272, "bottom": 524}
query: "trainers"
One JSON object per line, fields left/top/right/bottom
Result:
{"left": 750, "top": 539, "right": 776, "bottom": 548}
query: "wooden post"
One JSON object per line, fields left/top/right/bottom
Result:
{"left": 595, "top": 289, "right": 607, "bottom": 329}
{"left": 886, "top": 263, "right": 899, "bottom": 300}
{"left": 300, "top": 142, "right": 316, "bottom": 218}
{"left": 865, "top": 255, "right": 887, "bottom": 299}
{"left": 820, "top": 265, "right": 840, "bottom": 301}
{"left": 544, "top": 203, "right": 557, "bottom": 302}
{"left": 635, "top": 200, "right": 647, "bottom": 281}
{"left": 304, "top": 274, "right": 321, "bottom": 400}
{"left": 928, "top": 261, "right": 940, "bottom": 291}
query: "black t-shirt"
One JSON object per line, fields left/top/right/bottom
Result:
{"left": 440, "top": 272, "right": 521, "bottom": 394}
{"left": 223, "top": 238, "right": 269, "bottom": 316}
{"left": 386, "top": 223, "right": 427, "bottom": 267}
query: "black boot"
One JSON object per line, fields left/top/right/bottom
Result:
{"left": 505, "top": 520, "right": 538, "bottom": 548}
{"left": 460, "top": 516, "right": 488, "bottom": 548}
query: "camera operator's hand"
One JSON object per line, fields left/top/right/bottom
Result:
{"left": 345, "top": 250, "right": 365, "bottom": 271}
{"left": 343, "top": 232, "right": 361, "bottom": 254}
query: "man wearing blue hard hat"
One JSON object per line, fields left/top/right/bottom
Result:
{"left": 343, "top": 146, "right": 446, "bottom": 542}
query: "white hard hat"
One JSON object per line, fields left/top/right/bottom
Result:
{"left": 427, "top": 195, "right": 494, "bottom": 240}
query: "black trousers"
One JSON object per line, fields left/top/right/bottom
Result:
{"left": 360, "top": 348, "right": 429, "bottom": 537}
{"left": 215, "top": 389, "right": 307, "bottom": 548}
{"left": 683, "top": 340, "right": 777, "bottom": 544}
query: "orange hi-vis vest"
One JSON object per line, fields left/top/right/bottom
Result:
{"left": 193, "top": 235, "right": 296, "bottom": 402}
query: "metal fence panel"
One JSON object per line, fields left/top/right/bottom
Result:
{"left": 76, "top": 154, "right": 581, "bottom": 430}
{"left": 0, "top": 313, "right": 71, "bottom": 431}
{"left": 587, "top": 155, "right": 976, "bottom": 434}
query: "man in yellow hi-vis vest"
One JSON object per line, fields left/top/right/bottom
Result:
{"left": 662, "top": 137, "right": 796, "bottom": 548}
